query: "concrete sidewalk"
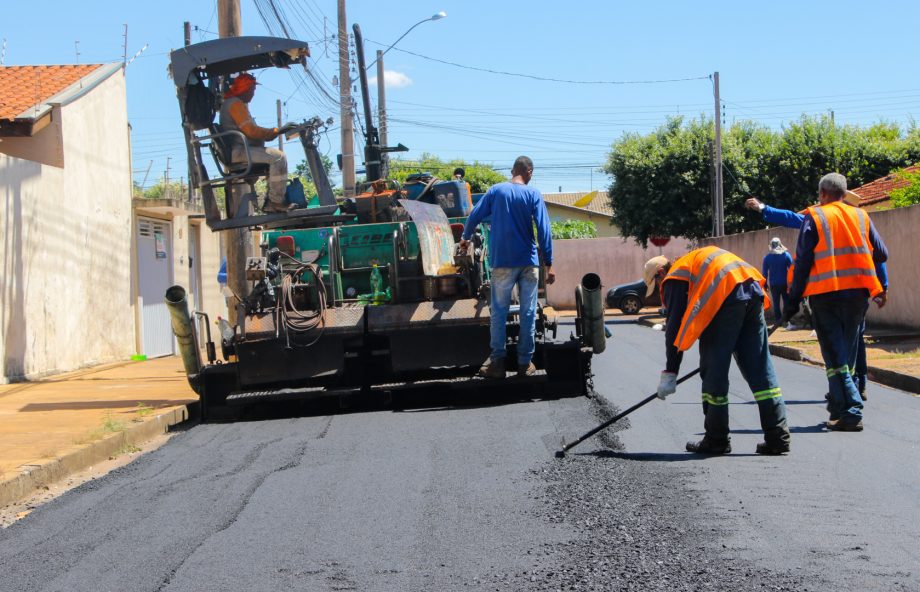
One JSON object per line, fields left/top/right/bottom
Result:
{"left": 0, "top": 357, "right": 196, "bottom": 508}
{"left": 636, "top": 314, "right": 920, "bottom": 394}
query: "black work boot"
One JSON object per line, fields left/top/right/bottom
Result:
{"left": 517, "top": 362, "right": 536, "bottom": 377}
{"left": 478, "top": 357, "right": 505, "bottom": 379}
{"left": 755, "top": 441, "right": 790, "bottom": 455}
{"left": 686, "top": 438, "right": 731, "bottom": 455}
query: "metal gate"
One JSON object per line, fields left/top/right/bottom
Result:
{"left": 137, "top": 217, "right": 175, "bottom": 357}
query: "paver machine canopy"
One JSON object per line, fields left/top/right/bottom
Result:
{"left": 169, "top": 36, "right": 341, "bottom": 230}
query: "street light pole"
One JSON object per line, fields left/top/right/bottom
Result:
{"left": 364, "top": 11, "right": 446, "bottom": 71}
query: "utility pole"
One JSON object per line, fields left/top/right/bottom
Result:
{"left": 219, "top": 0, "right": 250, "bottom": 323}
{"left": 338, "top": 0, "right": 356, "bottom": 196}
{"left": 141, "top": 160, "right": 154, "bottom": 190}
{"left": 277, "top": 99, "right": 284, "bottom": 151}
{"left": 376, "top": 50, "right": 387, "bottom": 147}
{"left": 184, "top": 22, "right": 194, "bottom": 202}
{"left": 122, "top": 24, "right": 128, "bottom": 65}
{"left": 712, "top": 71, "right": 724, "bottom": 237}
{"left": 164, "top": 157, "right": 171, "bottom": 199}
{"left": 218, "top": 0, "right": 242, "bottom": 38}
{"left": 376, "top": 49, "right": 389, "bottom": 178}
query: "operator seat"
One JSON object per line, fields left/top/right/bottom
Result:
{"left": 204, "top": 123, "right": 271, "bottom": 215}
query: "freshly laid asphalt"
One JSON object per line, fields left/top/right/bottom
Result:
{"left": 0, "top": 321, "right": 917, "bottom": 591}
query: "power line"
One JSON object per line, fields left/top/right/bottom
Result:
{"left": 364, "top": 38, "right": 710, "bottom": 85}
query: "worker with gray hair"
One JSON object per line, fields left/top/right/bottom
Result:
{"left": 762, "top": 237, "right": 793, "bottom": 327}
{"left": 745, "top": 186, "right": 887, "bottom": 400}
{"left": 783, "top": 173, "right": 889, "bottom": 431}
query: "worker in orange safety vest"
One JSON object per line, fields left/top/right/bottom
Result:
{"left": 783, "top": 173, "right": 889, "bottom": 432}
{"left": 650, "top": 247, "right": 791, "bottom": 455}
{"left": 219, "top": 73, "right": 292, "bottom": 213}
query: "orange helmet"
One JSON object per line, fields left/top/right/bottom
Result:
{"left": 224, "top": 73, "right": 258, "bottom": 98}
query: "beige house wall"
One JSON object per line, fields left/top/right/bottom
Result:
{"left": 130, "top": 206, "right": 228, "bottom": 355}
{"left": 546, "top": 237, "right": 693, "bottom": 309}
{"left": 546, "top": 206, "right": 619, "bottom": 237}
{"left": 1, "top": 70, "right": 134, "bottom": 382}
{"left": 195, "top": 222, "right": 226, "bottom": 323}
{"left": 705, "top": 204, "right": 920, "bottom": 330}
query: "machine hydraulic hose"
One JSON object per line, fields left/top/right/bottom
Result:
{"left": 579, "top": 273, "right": 606, "bottom": 354}
{"left": 165, "top": 285, "right": 202, "bottom": 394}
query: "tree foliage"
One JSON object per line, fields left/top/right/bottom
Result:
{"left": 550, "top": 219, "right": 598, "bottom": 239}
{"left": 388, "top": 153, "right": 507, "bottom": 194}
{"left": 889, "top": 168, "right": 920, "bottom": 208}
{"left": 604, "top": 115, "right": 920, "bottom": 246}
{"left": 293, "top": 154, "right": 334, "bottom": 184}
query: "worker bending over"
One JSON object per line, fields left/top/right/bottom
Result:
{"left": 783, "top": 174, "right": 888, "bottom": 431}
{"left": 220, "top": 73, "right": 290, "bottom": 213}
{"left": 652, "top": 247, "right": 791, "bottom": 455}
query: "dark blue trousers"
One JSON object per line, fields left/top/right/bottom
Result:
{"left": 697, "top": 298, "right": 790, "bottom": 446}
{"left": 810, "top": 296, "right": 867, "bottom": 425}
{"left": 769, "top": 284, "right": 788, "bottom": 324}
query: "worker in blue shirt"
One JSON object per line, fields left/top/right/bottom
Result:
{"left": 762, "top": 238, "right": 794, "bottom": 326}
{"left": 745, "top": 194, "right": 888, "bottom": 400}
{"left": 460, "top": 156, "right": 554, "bottom": 379}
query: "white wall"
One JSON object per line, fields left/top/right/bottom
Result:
{"left": 0, "top": 70, "right": 133, "bottom": 382}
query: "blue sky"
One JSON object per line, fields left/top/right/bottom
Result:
{"left": 3, "top": 1, "right": 918, "bottom": 193}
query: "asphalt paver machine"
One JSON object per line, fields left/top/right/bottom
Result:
{"left": 166, "top": 28, "right": 607, "bottom": 420}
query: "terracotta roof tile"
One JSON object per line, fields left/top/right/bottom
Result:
{"left": 542, "top": 191, "right": 614, "bottom": 216}
{"left": 852, "top": 165, "right": 920, "bottom": 207}
{"left": 0, "top": 65, "right": 103, "bottom": 120}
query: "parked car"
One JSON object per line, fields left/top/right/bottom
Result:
{"left": 606, "top": 279, "right": 661, "bottom": 314}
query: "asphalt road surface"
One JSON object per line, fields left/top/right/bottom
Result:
{"left": 1, "top": 321, "right": 917, "bottom": 591}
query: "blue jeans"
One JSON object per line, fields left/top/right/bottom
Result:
{"left": 810, "top": 296, "right": 867, "bottom": 424}
{"left": 697, "top": 298, "right": 789, "bottom": 446}
{"left": 489, "top": 266, "right": 539, "bottom": 365}
{"left": 769, "top": 284, "right": 788, "bottom": 324}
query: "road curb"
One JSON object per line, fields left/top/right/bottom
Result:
{"left": 866, "top": 366, "right": 920, "bottom": 394}
{"left": 633, "top": 319, "right": 919, "bottom": 395}
{"left": 0, "top": 405, "right": 194, "bottom": 509}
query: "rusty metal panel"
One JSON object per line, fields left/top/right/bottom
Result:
{"left": 243, "top": 312, "right": 276, "bottom": 340}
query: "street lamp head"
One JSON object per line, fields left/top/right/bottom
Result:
{"left": 431, "top": 11, "right": 447, "bottom": 21}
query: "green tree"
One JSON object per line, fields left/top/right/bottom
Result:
{"left": 388, "top": 153, "right": 506, "bottom": 193}
{"left": 605, "top": 115, "right": 920, "bottom": 246}
{"left": 550, "top": 219, "right": 598, "bottom": 239}
{"left": 293, "top": 154, "right": 334, "bottom": 184}
{"left": 889, "top": 168, "right": 920, "bottom": 208}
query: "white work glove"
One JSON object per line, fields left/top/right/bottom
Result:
{"left": 657, "top": 371, "right": 677, "bottom": 400}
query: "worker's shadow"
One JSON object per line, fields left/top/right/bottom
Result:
{"left": 575, "top": 450, "right": 759, "bottom": 461}
{"left": 728, "top": 424, "right": 826, "bottom": 434}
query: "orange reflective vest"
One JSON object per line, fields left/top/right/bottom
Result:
{"left": 802, "top": 202, "right": 882, "bottom": 298}
{"left": 662, "top": 246, "right": 770, "bottom": 352}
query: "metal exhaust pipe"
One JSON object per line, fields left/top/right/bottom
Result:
{"left": 579, "top": 273, "right": 606, "bottom": 354}
{"left": 165, "top": 285, "right": 202, "bottom": 394}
